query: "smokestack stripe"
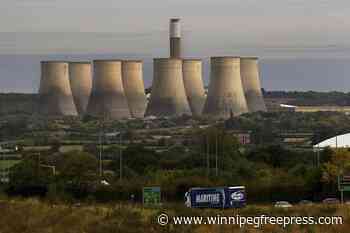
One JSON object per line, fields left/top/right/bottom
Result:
{"left": 170, "top": 18, "right": 181, "bottom": 58}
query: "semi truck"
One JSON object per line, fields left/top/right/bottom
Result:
{"left": 185, "top": 186, "right": 246, "bottom": 208}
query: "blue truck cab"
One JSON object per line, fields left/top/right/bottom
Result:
{"left": 185, "top": 186, "right": 246, "bottom": 208}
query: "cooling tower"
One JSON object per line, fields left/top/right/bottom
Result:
{"left": 38, "top": 61, "right": 78, "bottom": 116}
{"left": 203, "top": 57, "right": 248, "bottom": 119}
{"left": 86, "top": 60, "right": 131, "bottom": 119}
{"left": 240, "top": 57, "right": 267, "bottom": 112}
{"left": 121, "top": 60, "right": 147, "bottom": 118}
{"left": 145, "top": 58, "right": 191, "bottom": 117}
{"left": 69, "top": 62, "right": 92, "bottom": 115}
{"left": 182, "top": 59, "right": 206, "bottom": 116}
{"left": 170, "top": 18, "right": 181, "bottom": 58}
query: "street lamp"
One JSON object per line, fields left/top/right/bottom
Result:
{"left": 119, "top": 132, "right": 123, "bottom": 181}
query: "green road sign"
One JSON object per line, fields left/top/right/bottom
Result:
{"left": 341, "top": 186, "right": 350, "bottom": 192}
{"left": 143, "top": 187, "right": 161, "bottom": 206}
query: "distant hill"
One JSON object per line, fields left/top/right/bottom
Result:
{"left": 1, "top": 91, "right": 350, "bottom": 116}
{"left": 264, "top": 90, "right": 350, "bottom": 106}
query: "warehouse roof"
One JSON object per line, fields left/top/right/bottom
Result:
{"left": 314, "top": 133, "right": 350, "bottom": 148}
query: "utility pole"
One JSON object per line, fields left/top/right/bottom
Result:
{"left": 336, "top": 136, "right": 338, "bottom": 149}
{"left": 338, "top": 174, "right": 344, "bottom": 204}
{"left": 99, "top": 120, "right": 103, "bottom": 177}
{"left": 1, "top": 148, "right": 4, "bottom": 182}
{"left": 206, "top": 134, "right": 210, "bottom": 177}
{"left": 317, "top": 142, "right": 320, "bottom": 167}
{"left": 119, "top": 132, "right": 123, "bottom": 181}
{"left": 314, "top": 133, "right": 320, "bottom": 168}
{"left": 215, "top": 132, "right": 218, "bottom": 177}
{"left": 37, "top": 152, "right": 41, "bottom": 178}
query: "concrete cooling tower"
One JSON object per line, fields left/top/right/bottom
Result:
{"left": 203, "top": 57, "right": 248, "bottom": 119}
{"left": 86, "top": 60, "right": 131, "bottom": 119}
{"left": 182, "top": 59, "right": 206, "bottom": 116}
{"left": 69, "top": 62, "right": 92, "bottom": 115}
{"left": 240, "top": 57, "right": 267, "bottom": 112}
{"left": 145, "top": 58, "right": 191, "bottom": 117}
{"left": 169, "top": 18, "right": 181, "bottom": 58}
{"left": 38, "top": 61, "right": 78, "bottom": 116}
{"left": 122, "top": 60, "right": 147, "bottom": 118}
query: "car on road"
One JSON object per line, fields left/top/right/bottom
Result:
{"left": 322, "top": 198, "right": 340, "bottom": 205}
{"left": 274, "top": 201, "right": 292, "bottom": 208}
{"left": 299, "top": 200, "right": 313, "bottom": 205}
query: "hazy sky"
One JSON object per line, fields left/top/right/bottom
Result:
{"left": 0, "top": 0, "right": 349, "bottom": 57}
{"left": 0, "top": 0, "right": 350, "bottom": 93}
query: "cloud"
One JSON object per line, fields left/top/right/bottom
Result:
{"left": 0, "top": 0, "right": 348, "bottom": 57}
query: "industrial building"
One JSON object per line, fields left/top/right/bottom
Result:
{"left": 279, "top": 104, "right": 350, "bottom": 114}
{"left": 182, "top": 59, "right": 206, "bottom": 116}
{"left": 38, "top": 61, "right": 78, "bottom": 116}
{"left": 69, "top": 62, "right": 92, "bottom": 115}
{"left": 35, "top": 19, "right": 270, "bottom": 120}
{"left": 86, "top": 60, "right": 131, "bottom": 119}
{"left": 145, "top": 58, "right": 192, "bottom": 117}
{"left": 203, "top": 57, "right": 249, "bottom": 119}
{"left": 240, "top": 57, "right": 267, "bottom": 112}
{"left": 314, "top": 133, "right": 350, "bottom": 149}
{"left": 122, "top": 60, "right": 147, "bottom": 118}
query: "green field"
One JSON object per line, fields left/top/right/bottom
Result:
{"left": 0, "top": 160, "right": 20, "bottom": 170}
{"left": 59, "top": 145, "right": 84, "bottom": 153}
{"left": 22, "top": 146, "right": 51, "bottom": 151}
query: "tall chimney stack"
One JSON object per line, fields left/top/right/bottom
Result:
{"left": 170, "top": 18, "right": 181, "bottom": 58}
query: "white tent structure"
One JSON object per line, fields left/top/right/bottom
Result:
{"left": 314, "top": 133, "right": 350, "bottom": 149}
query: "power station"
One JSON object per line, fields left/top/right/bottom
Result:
{"left": 145, "top": 58, "right": 191, "bottom": 117}
{"left": 240, "top": 57, "right": 267, "bottom": 112}
{"left": 122, "top": 60, "right": 147, "bottom": 118}
{"left": 36, "top": 19, "right": 267, "bottom": 119}
{"left": 69, "top": 62, "right": 92, "bottom": 115}
{"left": 86, "top": 60, "right": 131, "bottom": 119}
{"left": 203, "top": 57, "right": 249, "bottom": 119}
{"left": 38, "top": 61, "right": 78, "bottom": 116}
{"left": 169, "top": 18, "right": 181, "bottom": 58}
{"left": 182, "top": 59, "right": 206, "bottom": 116}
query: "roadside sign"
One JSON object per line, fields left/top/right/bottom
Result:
{"left": 143, "top": 187, "right": 161, "bottom": 206}
{"left": 338, "top": 174, "right": 350, "bottom": 203}
{"left": 342, "top": 175, "right": 350, "bottom": 182}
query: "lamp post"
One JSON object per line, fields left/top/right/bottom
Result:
{"left": 99, "top": 128, "right": 102, "bottom": 177}
{"left": 215, "top": 132, "right": 218, "bottom": 177}
{"left": 119, "top": 132, "right": 123, "bottom": 181}
{"left": 206, "top": 135, "right": 210, "bottom": 177}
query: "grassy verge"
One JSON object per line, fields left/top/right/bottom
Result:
{"left": 0, "top": 160, "right": 20, "bottom": 170}
{"left": 0, "top": 198, "right": 349, "bottom": 233}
